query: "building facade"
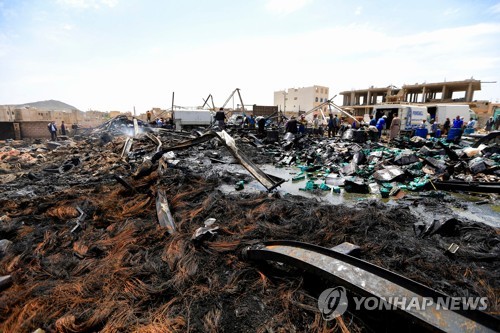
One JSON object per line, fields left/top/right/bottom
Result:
{"left": 337, "top": 79, "right": 499, "bottom": 127}
{"left": 339, "top": 79, "right": 483, "bottom": 117}
{"left": 274, "top": 85, "right": 330, "bottom": 116}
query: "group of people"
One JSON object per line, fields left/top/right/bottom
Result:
{"left": 283, "top": 113, "right": 349, "bottom": 138}
{"left": 153, "top": 117, "right": 174, "bottom": 128}
{"left": 47, "top": 121, "right": 74, "bottom": 141}
{"left": 367, "top": 114, "right": 399, "bottom": 140}
{"left": 485, "top": 116, "right": 500, "bottom": 132}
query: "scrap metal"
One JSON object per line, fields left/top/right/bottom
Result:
{"left": 153, "top": 130, "right": 285, "bottom": 191}
{"left": 70, "top": 206, "right": 87, "bottom": 233}
{"left": 243, "top": 240, "right": 499, "bottom": 333}
{"left": 121, "top": 137, "right": 133, "bottom": 159}
{"left": 156, "top": 189, "right": 176, "bottom": 234}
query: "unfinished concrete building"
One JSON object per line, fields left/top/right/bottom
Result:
{"left": 340, "top": 79, "right": 483, "bottom": 118}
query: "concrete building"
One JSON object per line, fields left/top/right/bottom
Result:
{"left": 339, "top": 79, "right": 483, "bottom": 117}
{"left": 0, "top": 106, "right": 112, "bottom": 140}
{"left": 274, "top": 85, "right": 330, "bottom": 116}
{"left": 338, "top": 78, "right": 498, "bottom": 127}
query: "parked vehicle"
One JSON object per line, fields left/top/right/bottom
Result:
{"left": 172, "top": 109, "right": 214, "bottom": 130}
{"left": 372, "top": 104, "right": 428, "bottom": 130}
{"left": 426, "top": 104, "right": 476, "bottom": 125}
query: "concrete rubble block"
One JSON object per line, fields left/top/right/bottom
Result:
{"left": 46, "top": 141, "right": 62, "bottom": 150}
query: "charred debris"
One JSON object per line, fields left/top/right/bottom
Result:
{"left": 0, "top": 116, "right": 499, "bottom": 332}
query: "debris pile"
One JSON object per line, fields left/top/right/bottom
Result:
{"left": 0, "top": 124, "right": 499, "bottom": 332}
{"left": 272, "top": 131, "right": 500, "bottom": 197}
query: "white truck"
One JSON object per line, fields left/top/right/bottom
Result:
{"left": 172, "top": 109, "right": 214, "bottom": 130}
{"left": 372, "top": 104, "right": 428, "bottom": 130}
{"left": 426, "top": 104, "right": 476, "bottom": 125}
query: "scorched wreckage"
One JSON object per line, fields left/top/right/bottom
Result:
{"left": 0, "top": 115, "right": 499, "bottom": 333}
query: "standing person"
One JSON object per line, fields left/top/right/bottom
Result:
{"left": 485, "top": 117, "right": 494, "bottom": 132}
{"left": 376, "top": 115, "right": 387, "bottom": 139}
{"left": 466, "top": 117, "right": 476, "bottom": 129}
{"left": 298, "top": 115, "right": 307, "bottom": 134}
{"left": 71, "top": 123, "right": 79, "bottom": 136}
{"left": 48, "top": 121, "right": 57, "bottom": 141}
{"left": 215, "top": 108, "right": 226, "bottom": 129}
{"left": 430, "top": 120, "right": 438, "bottom": 138}
{"left": 389, "top": 114, "right": 401, "bottom": 140}
{"left": 419, "top": 119, "right": 428, "bottom": 130}
{"left": 332, "top": 114, "right": 340, "bottom": 136}
{"left": 443, "top": 118, "right": 451, "bottom": 135}
{"left": 60, "top": 121, "right": 66, "bottom": 136}
{"left": 495, "top": 115, "right": 500, "bottom": 130}
{"left": 452, "top": 115, "right": 463, "bottom": 129}
{"left": 285, "top": 116, "right": 298, "bottom": 134}
{"left": 249, "top": 115, "right": 256, "bottom": 129}
{"left": 327, "top": 115, "right": 334, "bottom": 138}
{"left": 256, "top": 116, "right": 266, "bottom": 136}
{"left": 369, "top": 115, "right": 377, "bottom": 126}
{"left": 146, "top": 110, "right": 152, "bottom": 122}
{"left": 351, "top": 120, "right": 357, "bottom": 130}
{"left": 312, "top": 114, "right": 320, "bottom": 137}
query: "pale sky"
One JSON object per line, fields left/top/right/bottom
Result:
{"left": 1, "top": 0, "right": 499, "bottom": 112}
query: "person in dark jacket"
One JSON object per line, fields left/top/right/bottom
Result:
{"left": 215, "top": 108, "right": 226, "bottom": 129}
{"left": 327, "top": 115, "right": 334, "bottom": 138}
{"left": 257, "top": 116, "right": 266, "bottom": 136}
{"left": 48, "top": 121, "right": 57, "bottom": 141}
{"left": 332, "top": 114, "right": 340, "bottom": 136}
{"left": 61, "top": 121, "right": 66, "bottom": 135}
{"left": 443, "top": 118, "right": 451, "bottom": 135}
{"left": 285, "top": 116, "right": 298, "bottom": 134}
{"left": 485, "top": 117, "right": 494, "bottom": 132}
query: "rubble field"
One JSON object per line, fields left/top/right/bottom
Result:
{"left": 0, "top": 121, "right": 499, "bottom": 332}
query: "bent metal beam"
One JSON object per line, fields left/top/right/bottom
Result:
{"left": 242, "top": 240, "right": 499, "bottom": 333}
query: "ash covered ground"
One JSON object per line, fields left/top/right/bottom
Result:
{"left": 0, "top": 123, "right": 499, "bottom": 332}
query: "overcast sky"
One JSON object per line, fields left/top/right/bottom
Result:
{"left": 1, "top": 0, "right": 499, "bottom": 112}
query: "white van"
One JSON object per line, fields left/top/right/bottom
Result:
{"left": 426, "top": 104, "right": 476, "bottom": 125}
{"left": 372, "top": 104, "right": 428, "bottom": 130}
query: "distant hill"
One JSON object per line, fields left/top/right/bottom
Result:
{"left": 14, "top": 99, "right": 80, "bottom": 111}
